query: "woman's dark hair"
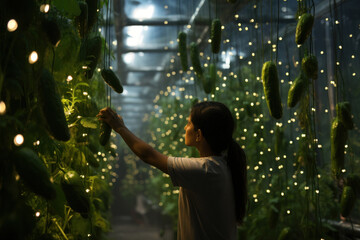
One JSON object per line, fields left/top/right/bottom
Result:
{"left": 191, "top": 101, "right": 247, "bottom": 225}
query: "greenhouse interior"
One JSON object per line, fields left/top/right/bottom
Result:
{"left": 1, "top": 0, "right": 360, "bottom": 239}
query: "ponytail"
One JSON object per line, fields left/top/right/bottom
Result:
{"left": 227, "top": 139, "right": 247, "bottom": 225}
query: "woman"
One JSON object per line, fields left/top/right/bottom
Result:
{"left": 97, "top": 101, "right": 247, "bottom": 240}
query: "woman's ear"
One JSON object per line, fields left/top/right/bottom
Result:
{"left": 196, "top": 129, "right": 202, "bottom": 142}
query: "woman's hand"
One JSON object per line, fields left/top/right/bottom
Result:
{"left": 97, "top": 107, "right": 125, "bottom": 132}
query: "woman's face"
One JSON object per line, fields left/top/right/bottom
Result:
{"left": 184, "top": 115, "right": 197, "bottom": 146}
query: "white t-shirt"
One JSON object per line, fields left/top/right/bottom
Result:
{"left": 167, "top": 156, "right": 237, "bottom": 240}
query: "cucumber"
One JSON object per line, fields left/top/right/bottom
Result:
{"left": 202, "top": 75, "right": 212, "bottom": 94}
{"left": 336, "top": 102, "right": 354, "bottom": 130}
{"left": 81, "top": 145, "right": 99, "bottom": 168}
{"left": 99, "top": 121, "right": 111, "bottom": 146}
{"left": 261, "top": 61, "right": 282, "bottom": 119}
{"left": 61, "top": 170, "right": 90, "bottom": 217}
{"left": 274, "top": 126, "right": 284, "bottom": 156}
{"left": 42, "top": 18, "right": 61, "bottom": 47}
{"left": 85, "top": 0, "right": 98, "bottom": 35}
{"left": 302, "top": 55, "right": 318, "bottom": 79}
{"left": 190, "top": 42, "right": 203, "bottom": 77}
{"left": 74, "top": 1, "right": 88, "bottom": 38}
{"left": 295, "top": 13, "right": 314, "bottom": 45}
{"left": 340, "top": 186, "right": 356, "bottom": 217}
{"left": 101, "top": 68, "right": 123, "bottom": 93}
{"left": 331, "top": 117, "right": 348, "bottom": 177}
{"left": 211, "top": 19, "right": 222, "bottom": 54}
{"left": 278, "top": 227, "right": 291, "bottom": 240}
{"left": 13, "top": 148, "right": 56, "bottom": 200}
{"left": 209, "top": 63, "right": 217, "bottom": 92}
{"left": 346, "top": 174, "right": 360, "bottom": 196}
{"left": 178, "top": 32, "right": 188, "bottom": 71}
{"left": 38, "top": 69, "right": 70, "bottom": 141}
{"left": 79, "top": 36, "right": 102, "bottom": 79}
{"left": 287, "top": 72, "right": 309, "bottom": 108}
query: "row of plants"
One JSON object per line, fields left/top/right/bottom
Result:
{"left": 119, "top": 0, "right": 360, "bottom": 239}
{"left": 0, "top": 0, "right": 122, "bottom": 239}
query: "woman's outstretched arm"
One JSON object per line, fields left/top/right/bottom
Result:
{"left": 97, "top": 107, "right": 168, "bottom": 174}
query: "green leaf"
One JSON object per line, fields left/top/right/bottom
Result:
{"left": 80, "top": 117, "right": 98, "bottom": 129}
{"left": 53, "top": 0, "right": 81, "bottom": 17}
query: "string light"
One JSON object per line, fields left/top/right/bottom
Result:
{"left": 14, "top": 134, "right": 24, "bottom": 146}
{"left": 40, "top": 4, "right": 50, "bottom": 13}
{"left": 28, "top": 51, "right": 38, "bottom": 64}
{"left": 7, "top": 19, "right": 18, "bottom": 32}
{"left": 0, "top": 101, "right": 6, "bottom": 115}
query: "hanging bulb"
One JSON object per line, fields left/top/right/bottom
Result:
{"left": 40, "top": 4, "right": 50, "bottom": 13}
{"left": 28, "top": 51, "right": 38, "bottom": 64}
{"left": 7, "top": 19, "right": 18, "bottom": 32}
{"left": 14, "top": 134, "right": 24, "bottom": 146}
{"left": 0, "top": 101, "right": 6, "bottom": 115}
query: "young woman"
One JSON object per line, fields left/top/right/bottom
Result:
{"left": 97, "top": 101, "right": 247, "bottom": 240}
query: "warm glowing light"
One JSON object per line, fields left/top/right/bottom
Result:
{"left": 7, "top": 19, "right": 18, "bottom": 32}
{"left": 28, "top": 51, "right": 38, "bottom": 64}
{"left": 14, "top": 134, "right": 24, "bottom": 146}
{"left": 35, "top": 212, "right": 41, "bottom": 217}
{"left": 0, "top": 101, "right": 6, "bottom": 115}
{"left": 67, "top": 75, "right": 73, "bottom": 82}
{"left": 40, "top": 4, "right": 50, "bottom": 13}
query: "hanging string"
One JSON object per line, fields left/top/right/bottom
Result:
{"left": 275, "top": 0, "right": 280, "bottom": 64}
{"left": 270, "top": 0, "right": 273, "bottom": 61}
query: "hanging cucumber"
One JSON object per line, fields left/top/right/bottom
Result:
{"left": 99, "top": 121, "right": 112, "bottom": 146}
{"left": 190, "top": 42, "right": 203, "bottom": 77}
{"left": 278, "top": 227, "right": 291, "bottom": 240}
{"left": 42, "top": 18, "right": 61, "bottom": 47}
{"left": 261, "top": 61, "right": 282, "bottom": 119}
{"left": 13, "top": 148, "right": 56, "bottom": 200}
{"left": 346, "top": 174, "right": 360, "bottom": 196}
{"left": 101, "top": 68, "right": 123, "bottom": 93}
{"left": 79, "top": 36, "right": 102, "bottom": 79}
{"left": 85, "top": 0, "right": 98, "bottom": 35}
{"left": 202, "top": 75, "right": 212, "bottom": 94}
{"left": 331, "top": 117, "right": 348, "bottom": 177}
{"left": 211, "top": 19, "right": 222, "bottom": 54}
{"left": 38, "top": 69, "right": 70, "bottom": 141}
{"left": 287, "top": 72, "right": 309, "bottom": 108}
{"left": 340, "top": 186, "right": 356, "bottom": 217}
{"left": 295, "top": 13, "right": 314, "bottom": 45}
{"left": 74, "top": 1, "right": 88, "bottom": 39}
{"left": 274, "top": 126, "right": 284, "bottom": 156}
{"left": 178, "top": 31, "right": 188, "bottom": 71}
{"left": 336, "top": 102, "right": 354, "bottom": 130}
{"left": 80, "top": 145, "right": 100, "bottom": 168}
{"left": 209, "top": 63, "right": 217, "bottom": 92}
{"left": 301, "top": 55, "right": 318, "bottom": 79}
{"left": 61, "top": 170, "right": 90, "bottom": 218}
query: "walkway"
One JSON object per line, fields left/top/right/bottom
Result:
{"left": 107, "top": 215, "right": 174, "bottom": 240}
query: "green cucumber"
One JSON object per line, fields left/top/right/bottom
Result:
{"left": 211, "top": 19, "right": 222, "bottom": 54}
{"left": 61, "top": 170, "right": 90, "bottom": 217}
{"left": 101, "top": 68, "right": 123, "bottom": 94}
{"left": 38, "top": 69, "right": 70, "bottom": 141}
{"left": 340, "top": 186, "right": 356, "bottom": 217}
{"left": 42, "top": 18, "right": 61, "bottom": 47}
{"left": 178, "top": 32, "right": 188, "bottom": 71}
{"left": 295, "top": 13, "right": 314, "bottom": 45}
{"left": 99, "top": 121, "right": 111, "bottom": 146}
{"left": 190, "top": 42, "right": 203, "bottom": 77}
{"left": 331, "top": 117, "right": 348, "bottom": 177}
{"left": 302, "top": 55, "right": 318, "bottom": 79}
{"left": 287, "top": 72, "right": 309, "bottom": 108}
{"left": 336, "top": 102, "right": 354, "bottom": 130}
{"left": 74, "top": 1, "right": 88, "bottom": 38}
{"left": 261, "top": 61, "right": 282, "bottom": 119}
{"left": 13, "top": 148, "right": 56, "bottom": 200}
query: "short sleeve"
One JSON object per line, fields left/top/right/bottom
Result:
{"left": 167, "top": 156, "right": 213, "bottom": 189}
